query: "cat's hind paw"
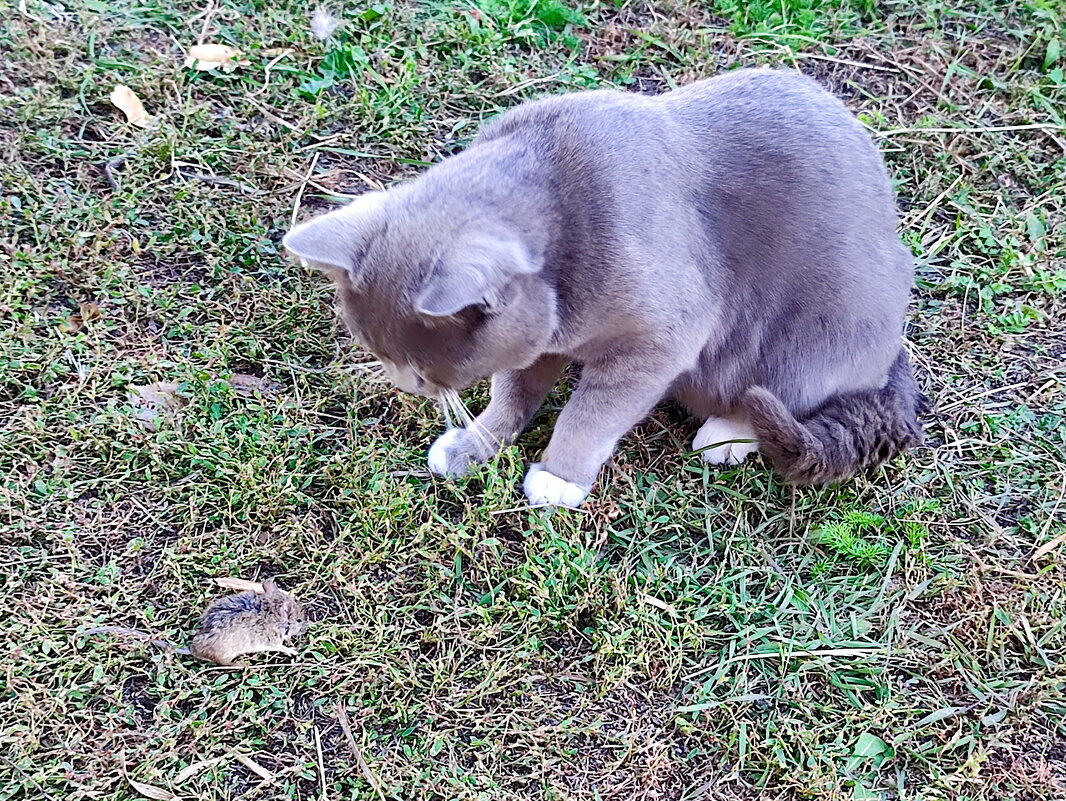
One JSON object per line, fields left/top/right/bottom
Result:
{"left": 693, "top": 416, "right": 759, "bottom": 466}
{"left": 523, "top": 463, "right": 590, "bottom": 508}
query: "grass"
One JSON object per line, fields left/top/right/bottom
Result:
{"left": 2, "top": 0, "right": 1065, "bottom": 798}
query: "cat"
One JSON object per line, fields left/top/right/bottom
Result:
{"left": 283, "top": 68, "right": 925, "bottom": 507}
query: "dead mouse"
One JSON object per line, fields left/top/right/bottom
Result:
{"left": 83, "top": 580, "right": 307, "bottom": 665}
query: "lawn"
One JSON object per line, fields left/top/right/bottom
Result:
{"left": 2, "top": 0, "right": 1065, "bottom": 798}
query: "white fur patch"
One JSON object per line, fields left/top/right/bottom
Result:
{"left": 428, "top": 428, "right": 465, "bottom": 475}
{"left": 523, "top": 463, "right": 590, "bottom": 507}
{"left": 693, "top": 417, "right": 759, "bottom": 465}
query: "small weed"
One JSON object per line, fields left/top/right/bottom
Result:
{"left": 813, "top": 506, "right": 933, "bottom": 569}
{"left": 476, "top": 0, "right": 586, "bottom": 45}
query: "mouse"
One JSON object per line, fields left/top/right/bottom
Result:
{"left": 82, "top": 580, "right": 308, "bottom": 665}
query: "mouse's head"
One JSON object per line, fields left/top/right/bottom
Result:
{"left": 262, "top": 581, "right": 308, "bottom": 637}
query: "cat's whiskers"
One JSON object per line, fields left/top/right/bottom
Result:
{"left": 438, "top": 395, "right": 457, "bottom": 429}
{"left": 442, "top": 389, "right": 464, "bottom": 431}
{"left": 345, "top": 360, "right": 388, "bottom": 384}
{"left": 444, "top": 388, "right": 497, "bottom": 453}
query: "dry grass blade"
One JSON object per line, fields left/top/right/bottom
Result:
{"left": 229, "top": 752, "right": 275, "bottom": 783}
{"left": 127, "top": 778, "right": 179, "bottom": 800}
{"left": 336, "top": 703, "right": 386, "bottom": 801}
{"left": 173, "top": 757, "right": 226, "bottom": 785}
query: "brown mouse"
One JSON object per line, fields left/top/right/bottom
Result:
{"left": 83, "top": 581, "right": 307, "bottom": 665}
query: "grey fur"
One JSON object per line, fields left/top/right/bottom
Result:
{"left": 283, "top": 68, "right": 924, "bottom": 505}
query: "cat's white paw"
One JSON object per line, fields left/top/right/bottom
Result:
{"left": 428, "top": 428, "right": 474, "bottom": 476}
{"left": 523, "top": 463, "right": 590, "bottom": 508}
{"left": 693, "top": 417, "right": 759, "bottom": 465}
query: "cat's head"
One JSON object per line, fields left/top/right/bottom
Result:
{"left": 282, "top": 189, "right": 557, "bottom": 397}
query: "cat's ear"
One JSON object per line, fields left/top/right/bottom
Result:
{"left": 416, "top": 236, "right": 539, "bottom": 317}
{"left": 282, "top": 192, "right": 384, "bottom": 275}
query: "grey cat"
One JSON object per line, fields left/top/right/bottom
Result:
{"left": 283, "top": 68, "right": 925, "bottom": 507}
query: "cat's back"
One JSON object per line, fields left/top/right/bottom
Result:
{"left": 661, "top": 69, "right": 893, "bottom": 201}
{"left": 662, "top": 68, "right": 866, "bottom": 144}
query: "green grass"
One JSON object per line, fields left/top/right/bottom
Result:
{"left": 2, "top": 0, "right": 1065, "bottom": 799}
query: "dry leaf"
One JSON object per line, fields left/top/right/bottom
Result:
{"left": 227, "top": 373, "right": 280, "bottom": 398}
{"left": 109, "top": 85, "right": 151, "bottom": 128}
{"left": 59, "top": 314, "right": 84, "bottom": 334}
{"left": 213, "top": 577, "right": 265, "bottom": 593}
{"left": 128, "top": 381, "right": 186, "bottom": 430}
{"left": 127, "top": 778, "right": 178, "bottom": 801}
{"left": 185, "top": 44, "right": 246, "bottom": 72}
{"left": 173, "top": 757, "right": 226, "bottom": 785}
{"left": 80, "top": 301, "right": 102, "bottom": 321}
{"left": 59, "top": 302, "right": 101, "bottom": 335}
{"left": 129, "top": 382, "right": 184, "bottom": 410}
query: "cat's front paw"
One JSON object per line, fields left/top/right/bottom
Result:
{"left": 523, "top": 463, "right": 591, "bottom": 508}
{"left": 428, "top": 428, "right": 484, "bottom": 477}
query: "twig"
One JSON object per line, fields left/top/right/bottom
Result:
{"left": 175, "top": 165, "right": 262, "bottom": 195}
{"left": 194, "top": 0, "right": 219, "bottom": 44}
{"left": 336, "top": 703, "right": 386, "bottom": 801}
{"left": 875, "top": 122, "right": 1066, "bottom": 138}
{"left": 230, "top": 751, "right": 275, "bottom": 783}
{"left": 0, "top": 755, "right": 61, "bottom": 801}
{"left": 246, "top": 97, "right": 301, "bottom": 131}
{"left": 290, "top": 151, "right": 321, "bottom": 229}
{"left": 261, "top": 358, "right": 336, "bottom": 374}
{"left": 99, "top": 155, "right": 128, "bottom": 191}
{"left": 790, "top": 51, "right": 899, "bottom": 73}
{"left": 314, "top": 727, "right": 327, "bottom": 801}
{"left": 936, "top": 379, "right": 1036, "bottom": 413}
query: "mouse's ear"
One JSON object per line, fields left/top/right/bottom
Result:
{"left": 277, "top": 594, "right": 297, "bottom": 623}
{"left": 260, "top": 580, "right": 278, "bottom": 594}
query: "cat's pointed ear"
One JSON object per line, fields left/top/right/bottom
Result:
{"left": 416, "top": 264, "right": 491, "bottom": 317}
{"left": 416, "top": 237, "right": 540, "bottom": 317}
{"left": 282, "top": 192, "right": 384, "bottom": 275}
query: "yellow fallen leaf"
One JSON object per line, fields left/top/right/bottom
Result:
{"left": 109, "top": 84, "right": 150, "bottom": 128}
{"left": 213, "top": 577, "right": 265, "bottom": 593}
{"left": 185, "top": 44, "right": 246, "bottom": 72}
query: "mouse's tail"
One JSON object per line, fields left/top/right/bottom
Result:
{"left": 744, "top": 349, "right": 926, "bottom": 485}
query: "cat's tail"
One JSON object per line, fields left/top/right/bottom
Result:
{"left": 744, "top": 349, "right": 926, "bottom": 486}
